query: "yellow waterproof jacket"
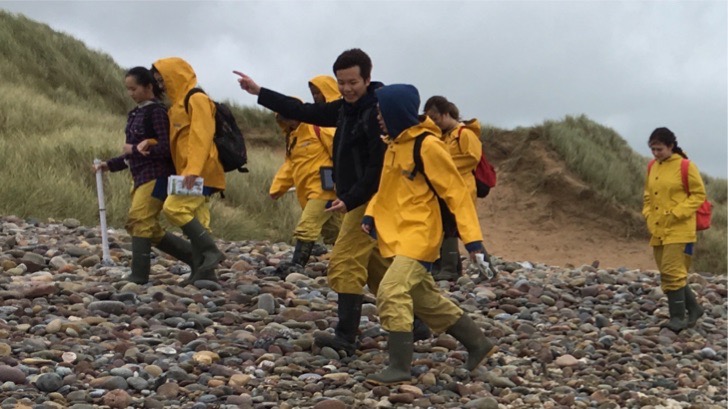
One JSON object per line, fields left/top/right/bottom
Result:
{"left": 153, "top": 57, "right": 225, "bottom": 190}
{"left": 365, "top": 117, "right": 484, "bottom": 262}
{"left": 269, "top": 121, "right": 336, "bottom": 208}
{"left": 441, "top": 119, "right": 482, "bottom": 200}
{"left": 642, "top": 153, "right": 706, "bottom": 246}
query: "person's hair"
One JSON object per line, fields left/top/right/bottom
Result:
{"left": 649, "top": 127, "right": 687, "bottom": 159}
{"left": 332, "top": 48, "right": 372, "bottom": 80}
{"left": 126, "top": 66, "right": 162, "bottom": 99}
{"left": 424, "top": 95, "right": 460, "bottom": 120}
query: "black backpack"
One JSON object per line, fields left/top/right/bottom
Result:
{"left": 184, "top": 88, "right": 248, "bottom": 173}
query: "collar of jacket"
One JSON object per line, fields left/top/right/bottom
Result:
{"left": 342, "top": 81, "right": 384, "bottom": 114}
{"left": 384, "top": 115, "right": 441, "bottom": 145}
{"left": 659, "top": 153, "right": 683, "bottom": 164}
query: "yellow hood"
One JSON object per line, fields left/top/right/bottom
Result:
{"left": 309, "top": 75, "right": 341, "bottom": 102}
{"left": 153, "top": 57, "right": 198, "bottom": 104}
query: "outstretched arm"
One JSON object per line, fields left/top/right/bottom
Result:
{"left": 233, "top": 70, "right": 340, "bottom": 127}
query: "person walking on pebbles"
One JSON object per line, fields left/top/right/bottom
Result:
{"left": 269, "top": 76, "right": 343, "bottom": 278}
{"left": 235, "top": 49, "right": 431, "bottom": 355}
{"left": 362, "top": 83, "right": 496, "bottom": 385}
{"left": 151, "top": 57, "right": 226, "bottom": 286}
{"left": 94, "top": 66, "right": 193, "bottom": 285}
{"left": 643, "top": 127, "right": 707, "bottom": 332}
{"left": 423, "top": 95, "right": 483, "bottom": 282}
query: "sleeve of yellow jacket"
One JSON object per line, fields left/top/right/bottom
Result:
{"left": 450, "top": 125, "right": 482, "bottom": 174}
{"left": 671, "top": 161, "right": 707, "bottom": 220}
{"left": 422, "top": 138, "right": 483, "bottom": 244}
{"left": 184, "top": 93, "right": 216, "bottom": 176}
{"left": 642, "top": 170, "right": 653, "bottom": 233}
{"left": 270, "top": 160, "right": 294, "bottom": 198}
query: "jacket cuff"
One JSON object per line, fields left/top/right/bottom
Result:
{"left": 464, "top": 241, "right": 484, "bottom": 253}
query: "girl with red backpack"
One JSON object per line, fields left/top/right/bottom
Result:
{"left": 643, "top": 127, "right": 708, "bottom": 332}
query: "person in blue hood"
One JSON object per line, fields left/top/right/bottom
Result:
{"left": 362, "top": 84, "right": 496, "bottom": 385}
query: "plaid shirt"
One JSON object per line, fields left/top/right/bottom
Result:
{"left": 107, "top": 101, "right": 176, "bottom": 188}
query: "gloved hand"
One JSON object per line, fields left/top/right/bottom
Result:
{"left": 361, "top": 216, "right": 377, "bottom": 239}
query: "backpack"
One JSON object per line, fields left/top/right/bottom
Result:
{"left": 184, "top": 88, "right": 248, "bottom": 173}
{"left": 414, "top": 127, "right": 496, "bottom": 198}
{"left": 647, "top": 158, "right": 712, "bottom": 231}
{"left": 459, "top": 127, "right": 497, "bottom": 198}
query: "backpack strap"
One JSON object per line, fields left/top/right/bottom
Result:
{"left": 647, "top": 159, "right": 656, "bottom": 174}
{"left": 680, "top": 159, "right": 690, "bottom": 195}
{"left": 410, "top": 132, "right": 439, "bottom": 197}
{"left": 184, "top": 88, "right": 206, "bottom": 114}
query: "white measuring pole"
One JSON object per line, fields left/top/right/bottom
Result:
{"left": 94, "top": 159, "right": 113, "bottom": 265}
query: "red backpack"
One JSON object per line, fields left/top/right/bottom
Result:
{"left": 647, "top": 159, "right": 712, "bottom": 230}
{"left": 456, "top": 127, "right": 496, "bottom": 198}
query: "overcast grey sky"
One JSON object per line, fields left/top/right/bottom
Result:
{"left": 3, "top": 1, "right": 727, "bottom": 177}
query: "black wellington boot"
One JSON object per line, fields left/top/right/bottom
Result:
{"left": 432, "top": 237, "right": 461, "bottom": 281}
{"left": 412, "top": 317, "right": 432, "bottom": 342}
{"left": 314, "top": 293, "right": 363, "bottom": 356}
{"left": 181, "top": 219, "right": 225, "bottom": 284}
{"left": 447, "top": 313, "right": 497, "bottom": 371}
{"left": 664, "top": 287, "right": 688, "bottom": 333}
{"left": 155, "top": 232, "right": 193, "bottom": 266}
{"left": 126, "top": 237, "right": 152, "bottom": 284}
{"left": 366, "top": 332, "right": 413, "bottom": 385}
{"left": 274, "top": 240, "right": 315, "bottom": 278}
{"left": 684, "top": 285, "right": 704, "bottom": 327}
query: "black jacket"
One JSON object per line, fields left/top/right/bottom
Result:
{"left": 258, "top": 82, "right": 385, "bottom": 211}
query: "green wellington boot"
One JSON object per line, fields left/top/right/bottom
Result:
{"left": 367, "top": 332, "right": 413, "bottom": 385}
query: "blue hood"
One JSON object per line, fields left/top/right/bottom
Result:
{"left": 375, "top": 84, "right": 420, "bottom": 138}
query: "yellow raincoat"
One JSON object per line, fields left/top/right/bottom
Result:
{"left": 365, "top": 117, "right": 483, "bottom": 262}
{"left": 441, "top": 119, "right": 482, "bottom": 200}
{"left": 152, "top": 57, "right": 225, "bottom": 190}
{"left": 269, "top": 121, "right": 336, "bottom": 208}
{"left": 642, "top": 153, "right": 707, "bottom": 246}
{"left": 270, "top": 75, "right": 340, "bottom": 208}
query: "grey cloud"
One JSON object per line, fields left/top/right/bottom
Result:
{"left": 3, "top": 0, "right": 725, "bottom": 177}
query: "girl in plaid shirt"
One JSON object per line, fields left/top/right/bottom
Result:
{"left": 95, "top": 66, "right": 193, "bottom": 284}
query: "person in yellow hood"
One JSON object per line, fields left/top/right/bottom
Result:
{"left": 151, "top": 57, "right": 225, "bottom": 285}
{"left": 270, "top": 76, "right": 342, "bottom": 277}
{"left": 423, "top": 96, "right": 483, "bottom": 282}
{"left": 643, "top": 127, "right": 707, "bottom": 332}
{"left": 362, "top": 84, "right": 496, "bottom": 385}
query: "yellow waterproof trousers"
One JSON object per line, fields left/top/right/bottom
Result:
{"left": 377, "top": 256, "right": 463, "bottom": 333}
{"left": 653, "top": 243, "right": 692, "bottom": 292}
{"left": 327, "top": 203, "right": 390, "bottom": 295}
{"left": 294, "top": 198, "right": 342, "bottom": 244}
{"left": 126, "top": 180, "right": 165, "bottom": 244}
{"left": 163, "top": 195, "right": 211, "bottom": 229}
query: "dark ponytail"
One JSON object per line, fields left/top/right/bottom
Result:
{"left": 126, "top": 66, "right": 163, "bottom": 99}
{"left": 649, "top": 127, "right": 688, "bottom": 159}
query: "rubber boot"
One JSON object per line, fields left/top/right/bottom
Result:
{"left": 126, "top": 237, "right": 152, "bottom": 284}
{"left": 181, "top": 219, "right": 224, "bottom": 284}
{"left": 274, "top": 240, "right": 315, "bottom": 278}
{"left": 664, "top": 287, "right": 688, "bottom": 333}
{"left": 314, "top": 293, "right": 362, "bottom": 356}
{"left": 366, "top": 332, "right": 413, "bottom": 385}
{"left": 684, "top": 285, "right": 704, "bottom": 327}
{"left": 432, "top": 237, "right": 461, "bottom": 281}
{"left": 412, "top": 317, "right": 432, "bottom": 342}
{"left": 446, "top": 313, "right": 497, "bottom": 371}
{"left": 155, "top": 232, "right": 193, "bottom": 266}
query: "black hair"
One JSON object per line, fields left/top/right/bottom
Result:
{"left": 649, "top": 127, "right": 687, "bottom": 159}
{"left": 423, "top": 95, "right": 460, "bottom": 120}
{"left": 126, "top": 66, "right": 162, "bottom": 99}
{"left": 332, "top": 48, "right": 372, "bottom": 80}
